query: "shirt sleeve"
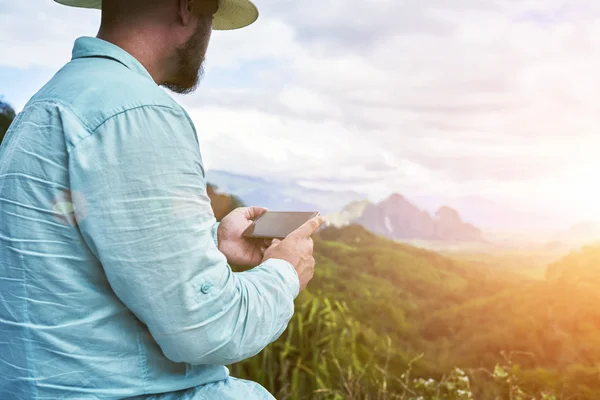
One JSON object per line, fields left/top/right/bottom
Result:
{"left": 68, "top": 105, "right": 300, "bottom": 365}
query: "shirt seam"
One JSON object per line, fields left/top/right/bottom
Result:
{"left": 69, "top": 104, "right": 180, "bottom": 152}
{"left": 23, "top": 99, "right": 94, "bottom": 133}
{"left": 136, "top": 332, "right": 150, "bottom": 394}
{"left": 21, "top": 100, "right": 183, "bottom": 154}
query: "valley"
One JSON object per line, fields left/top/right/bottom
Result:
{"left": 208, "top": 177, "right": 600, "bottom": 399}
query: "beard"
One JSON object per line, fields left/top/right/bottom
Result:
{"left": 162, "top": 22, "right": 209, "bottom": 94}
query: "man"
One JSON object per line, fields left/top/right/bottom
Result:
{"left": 0, "top": 0, "right": 325, "bottom": 398}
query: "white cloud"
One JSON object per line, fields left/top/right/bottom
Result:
{"left": 4, "top": 0, "right": 600, "bottom": 224}
{"left": 277, "top": 86, "right": 343, "bottom": 119}
{"left": 0, "top": 2, "right": 100, "bottom": 68}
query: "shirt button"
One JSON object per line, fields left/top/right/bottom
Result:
{"left": 200, "top": 283, "right": 212, "bottom": 294}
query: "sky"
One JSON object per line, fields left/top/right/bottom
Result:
{"left": 2, "top": 0, "right": 600, "bottom": 226}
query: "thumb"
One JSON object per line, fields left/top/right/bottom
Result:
{"left": 271, "top": 238, "right": 282, "bottom": 246}
{"left": 290, "top": 215, "right": 325, "bottom": 239}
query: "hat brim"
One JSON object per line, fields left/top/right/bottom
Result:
{"left": 54, "top": 0, "right": 258, "bottom": 30}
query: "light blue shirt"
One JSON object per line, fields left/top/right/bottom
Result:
{"left": 0, "top": 36, "right": 299, "bottom": 399}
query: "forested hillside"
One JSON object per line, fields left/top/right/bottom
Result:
{"left": 229, "top": 223, "right": 600, "bottom": 399}
{"left": 424, "top": 243, "right": 600, "bottom": 397}
{"left": 207, "top": 185, "right": 600, "bottom": 399}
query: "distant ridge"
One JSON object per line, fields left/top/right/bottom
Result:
{"left": 325, "top": 199, "right": 372, "bottom": 227}
{"left": 329, "top": 193, "right": 483, "bottom": 243}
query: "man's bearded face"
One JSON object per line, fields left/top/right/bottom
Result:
{"left": 163, "top": 18, "right": 211, "bottom": 94}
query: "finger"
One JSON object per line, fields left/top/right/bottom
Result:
{"left": 271, "top": 238, "right": 282, "bottom": 246}
{"left": 241, "top": 206, "right": 269, "bottom": 220}
{"left": 290, "top": 215, "right": 326, "bottom": 239}
{"left": 263, "top": 238, "right": 273, "bottom": 247}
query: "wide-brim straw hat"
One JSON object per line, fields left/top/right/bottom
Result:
{"left": 54, "top": 0, "right": 259, "bottom": 30}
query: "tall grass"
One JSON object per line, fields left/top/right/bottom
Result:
{"left": 230, "top": 295, "right": 557, "bottom": 399}
{"left": 231, "top": 294, "right": 393, "bottom": 399}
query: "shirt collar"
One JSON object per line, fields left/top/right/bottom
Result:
{"left": 71, "top": 36, "right": 154, "bottom": 82}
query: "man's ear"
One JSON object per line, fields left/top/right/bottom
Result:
{"left": 177, "top": 0, "right": 193, "bottom": 26}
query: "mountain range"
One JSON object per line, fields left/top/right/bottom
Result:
{"left": 206, "top": 170, "right": 600, "bottom": 246}
{"left": 206, "top": 170, "right": 482, "bottom": 243}
{"left": 328, "top": 194, "right": 483, "bottom": 243}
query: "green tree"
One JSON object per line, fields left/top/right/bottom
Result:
{"left": 0, "top": 97, "right": 16, "bottom": 145}
{"left": 207, "top": 183, "right": 246, "bottom": 221}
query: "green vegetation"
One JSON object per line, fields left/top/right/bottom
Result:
{"left": 229, "top": 225, "right": 600, "bottom": 399}
{"left": 208, "top": 183, "right": 245, "bottom": 221}
{"left": 0, "top": 97, "right": 16, "bottom": 145}
{"left": 440, "top": 249, "right": 564, "bottom": 281}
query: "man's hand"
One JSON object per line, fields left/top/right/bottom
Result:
{"left": 217, "top": 207, "right": 273, "bottom": 267}
{"left": 262, "top": 215, "right": 326, "bottom": 291}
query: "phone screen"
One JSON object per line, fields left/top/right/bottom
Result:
{"left": 242, "top": 211, "right": 320, "bottom": 239}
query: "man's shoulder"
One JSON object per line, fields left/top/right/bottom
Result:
{"left": 28, "top": 56, "right": 185, "bottom": 134}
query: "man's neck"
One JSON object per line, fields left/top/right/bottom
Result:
{"left": 97, "top": 25, "right": 175, "bottom": 85}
